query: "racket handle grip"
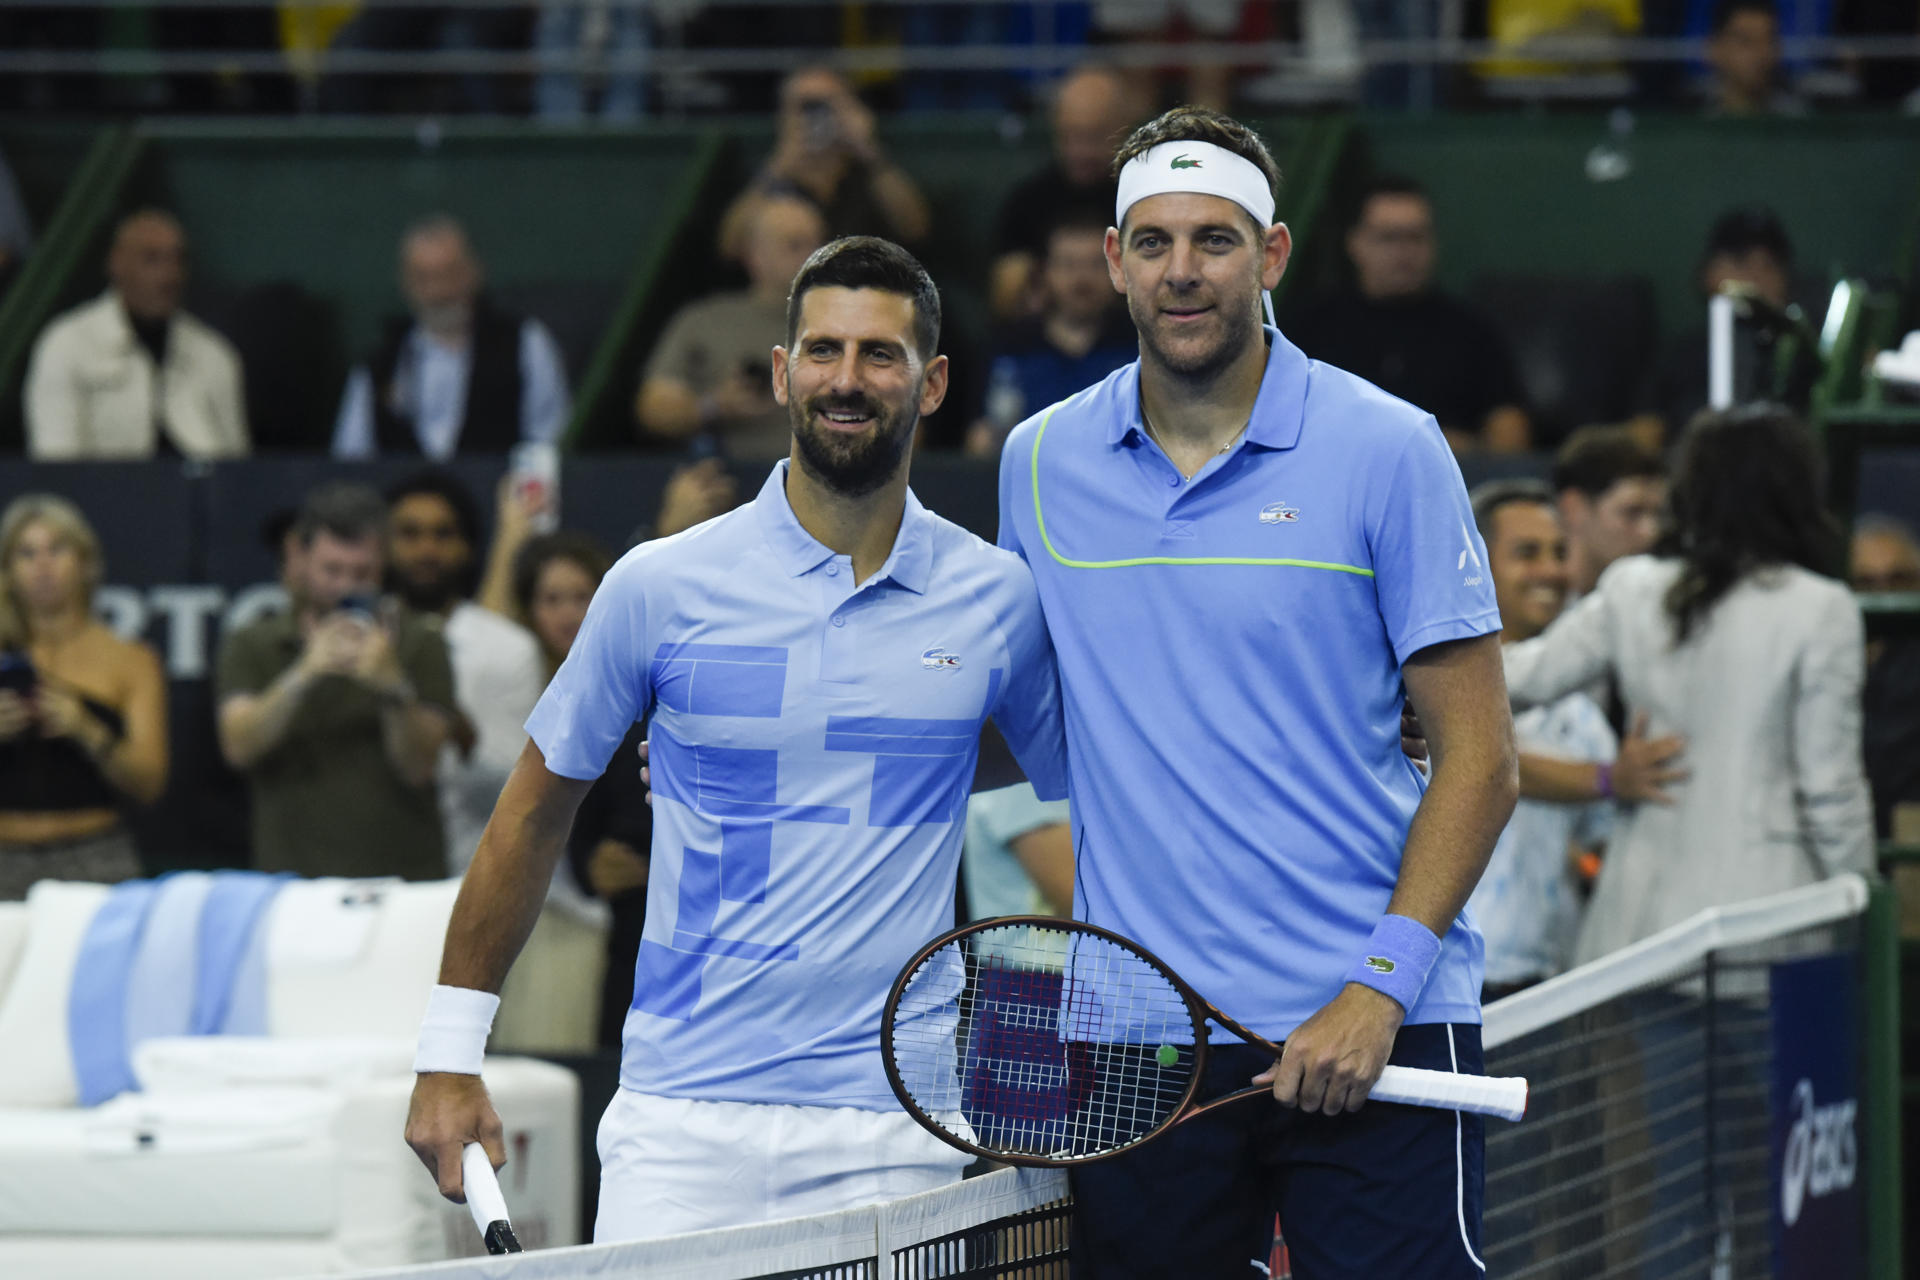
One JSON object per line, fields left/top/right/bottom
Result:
{"left": 462, "top": 1142, "right": 522, "bottom": 1254}
{"left": 1371, "top": 1065, "right": 1528, "bottom": 1122}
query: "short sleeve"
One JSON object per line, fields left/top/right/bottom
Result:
{"left": 214, "top": 623, "right": 276, "bottom": 702}
{"left": 986, "top": 568, "right": 1068, "bottom": 801}
{"left": 400, "top": 618, "right": 457, "bottom": 713}
{"left": 1366, "top": 422, "right": 1503, "bottom": 665}
{"left": 995, "top": 420, "right": 1033, "bottom": 562}
{"left": 525, "top": 553, "right": 653, "bottom": 781}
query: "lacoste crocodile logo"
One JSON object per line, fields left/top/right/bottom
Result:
{"left": 1170, "top": 154, "right": 1202, "bottom": 170}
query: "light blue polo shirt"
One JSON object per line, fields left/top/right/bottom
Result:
{"left": 527, "top": 462, "right": 1067, "bottom": 1108}
{"left": 997, "top": 327, "right": 1500, "bottom": 1039}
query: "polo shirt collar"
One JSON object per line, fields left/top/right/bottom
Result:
{"left": 751, "top": 460, "right": 934, "bottom": 594}
{"left": 1106, "top": 325, "right": 1308, "bottom": 452}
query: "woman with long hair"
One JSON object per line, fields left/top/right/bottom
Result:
{"left": 0, "top": 494, "right": 167, "bottom": 900}
{"left": 1503, "top": 404, "right": 1873, "bottom": 963}
{"left": 509, "top": 531, "right": 650, "bottom": 1048}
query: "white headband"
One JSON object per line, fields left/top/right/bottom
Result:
{"left": 1114, "top": 140, "right": 1276, "bottom": 232}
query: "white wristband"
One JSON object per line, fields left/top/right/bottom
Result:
{"left": 414, "top": 984, "right": 501, "bottom": 1075}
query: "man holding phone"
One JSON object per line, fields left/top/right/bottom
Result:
{"left": 216, "top": 482, "right": 457, "bottom": 881}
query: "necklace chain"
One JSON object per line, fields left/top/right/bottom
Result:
{"left": 1141, "top": 409, "right": 1247, "bottom": 460}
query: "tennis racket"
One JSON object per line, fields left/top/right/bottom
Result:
{"left": 460, "top": 1142, "right": 522, "bottom": 1255}
{"left": 881, "top": 916, "right": 1527, "bottom": 1168}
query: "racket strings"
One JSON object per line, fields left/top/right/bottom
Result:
{"left": 889, "top": 924, "right": 1198, "bottom": 1160}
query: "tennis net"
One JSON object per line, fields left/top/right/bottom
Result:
{"left": 1477, "top": 872, "right": 1881, "bottom": 1280}
{"left": 332, "top": 1165, "right": 1069, "bottom": 1280}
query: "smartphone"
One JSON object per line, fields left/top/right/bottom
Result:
{"left": 0, "top": 653, "right": 34, "bottom": 695}
{"left": 334, "top": 594, "right": 379, "bottom": 625}
{"left": 798, "top": 98, "right": 838, "bottom": 148}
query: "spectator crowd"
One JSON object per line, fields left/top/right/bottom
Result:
{"left": 2, "top": 1, "right": 1917, "bottom": 1051}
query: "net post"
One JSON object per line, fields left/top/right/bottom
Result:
{"left": 1864, "top": 879, "right": 1904, "bottom": 1280}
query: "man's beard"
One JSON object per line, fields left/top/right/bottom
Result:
{"left": 390, "top": 566, "right": 464, "bottom": 614}
{"left": 1129, "top": 289, "right": 1259, "bottom": 384}
{"left": 790, "top": 388, "right": 916, "bottom": 500}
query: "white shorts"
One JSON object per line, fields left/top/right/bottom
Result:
{"left": 593, "top": 1087, "right": 973, "bottom": 1243}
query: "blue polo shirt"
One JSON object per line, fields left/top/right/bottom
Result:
{"left": 527, "top": 462, "right": 1067, "bottom": 1108}
{"left": 997, "top": 328, "right": 1499, "bottom": 1039}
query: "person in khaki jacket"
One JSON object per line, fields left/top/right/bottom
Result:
{"left": 24, "top": 208, "right": 248, "bottom": 460}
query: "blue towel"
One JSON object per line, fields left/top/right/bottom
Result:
{"left": 123, "top": 872, "right": 215, "bottom": 1067}
{"left": 67, "top": 879, "right": 162, "bottom": 1106}
{"left": 192, "top": 871, "right": 289, "bottom": 1036}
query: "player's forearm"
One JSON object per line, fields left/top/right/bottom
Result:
{"left": 1390, "top": 739, "right": 1518, "bottom": 935}
{"left": 437, "top": 748, "right": 588, "bottom": 993}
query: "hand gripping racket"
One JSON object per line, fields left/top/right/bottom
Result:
{"left": 881, "top": 917, "right": 1527, "bottom": 1167}
{"left": 460, "top": 1143, "right": 522, "bottom": 1255}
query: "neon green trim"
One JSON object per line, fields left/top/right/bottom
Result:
{"left": 1027, "top": 405, "right": 1376, "bottom": 577}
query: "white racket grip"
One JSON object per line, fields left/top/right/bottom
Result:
{"left": 462, "top": 1142, "right": 511, "bottom": 1234}
{"left": 1370, "top": 1065, "right": 1528, "bottom": 1122}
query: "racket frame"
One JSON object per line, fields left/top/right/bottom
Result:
{"left": 883, "top": 914, "right": 1242, "bottom": 1168}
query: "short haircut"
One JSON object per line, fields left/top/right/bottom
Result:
{"left": 1551, "top": 425, "right": 1665, "bottom": 499}
{"left": 511, "top": 531, "right": 613, "bottom": 620}
{"left": 1110, "top": 106, "right": 1282, "bottom": 233}
{"left": 1701, "top": 204, "right": 1793, "bottom": 269}
{"left": 1348, "top": 173, "right": 1430, "bottom": 231}
{"left": 1712, "top": 0, "right": 1778, "bottom": 34}
{"left": 400, "top": 212, "right": 471, "bottom": 262}
{"left": 293, "top": 482, "right": 387, "bottom": 547}
{"left": 113, "top": 207, "right": 184, "bottom": 246}
{"left": 1469, "top": 478, "right": 1557, "bottom": 542}
{"left": 786, "top": 236, "right": 942, "bottom": 362}
{"left": 384, "top": 468, "right": 482, "bottom": 549}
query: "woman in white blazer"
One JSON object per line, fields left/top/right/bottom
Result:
{"left": 1503, "top": 405, "right": 1874, "bottom": 965}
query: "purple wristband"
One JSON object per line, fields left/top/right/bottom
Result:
{"left": 1346, "top": 914, "right": 1443, "bottom": 1013}
{"left": 1594, "top": 761, "right": 1614, "bottom": 799}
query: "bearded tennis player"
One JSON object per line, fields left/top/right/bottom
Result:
{"left": 404, "top": 237, "right": 1068, "bottom": 1241}
{"left": 995, "top": 107, "right": 1518, "bottom": 1278}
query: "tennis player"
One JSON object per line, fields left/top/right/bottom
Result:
{"left": 405, "top": 237, "right": 1068, "bottom": 1240}
{"left": 996, "top": 108, "right": 1518, "bottom": 1277}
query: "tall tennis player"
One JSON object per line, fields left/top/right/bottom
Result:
{"left": 405, "top": 237, "right": 1068, "bottom": 1241}
{"left": 995, "top": 108, "right": 1519, "bottom": 1277}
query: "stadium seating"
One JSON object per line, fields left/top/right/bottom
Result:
{"left": 0, "top": 876, "right": 580, "bottom": 1280}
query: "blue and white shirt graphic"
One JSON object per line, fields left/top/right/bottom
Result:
{"left": 526, "top": 462, "right": 1067, "bottom": 1109}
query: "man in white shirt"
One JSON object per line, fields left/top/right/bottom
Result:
{"left": 25, "top": 209, "right": 249, "bottom": 460}
{"left": 335, "top": 215, "right": 568, "bottom": 459}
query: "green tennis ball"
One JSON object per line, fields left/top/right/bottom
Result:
{"left": 1156, "top": 1043, "right": 1179, "bottom": 1068}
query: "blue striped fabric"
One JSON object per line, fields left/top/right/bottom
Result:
{"left": 67, "top": 879, "right": 162, "bottom": 1105}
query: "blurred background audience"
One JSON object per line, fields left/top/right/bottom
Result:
{"left": 26, "top": 209, "right": 249, "bottom": 461}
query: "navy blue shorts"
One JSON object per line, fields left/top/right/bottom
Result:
{"left": 1069, "top": 1023, "right": 1486, "bottom": 1280}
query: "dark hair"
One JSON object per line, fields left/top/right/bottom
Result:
{"left": 1469, "top": 478, "right": 1557, "bottom": 543}
{"left": 1551, "top": 424, "right": 1665, "bottom": 499}
{"left": 1111, "top": 107, "right": 1282, "bottom": 232}
{"left": 1701, "top": 205, "right": 1793, "bottom": 271}
{"left": 1348, "top": 173, "right": 1430, "bottom": 232}
{"left": 1712, "top": 0, "right": 1778, "bottom": 35}
{"left": 785, "top": 236, "right": 942, "bottom": 362}
{"left": 1662, "top": 404, "right": 1841, "bottom": 642}
{"left": 384, "top": 468, "right": 482, "bottom": 549}
{"left": 511, "top": 531, "right": 613, "bottom": 621}
{"left": 1044, "top": 206, "right": 1114, "bottom": 246}
{"left": 293, "top": 483, "right": 387, "bottom": 547}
